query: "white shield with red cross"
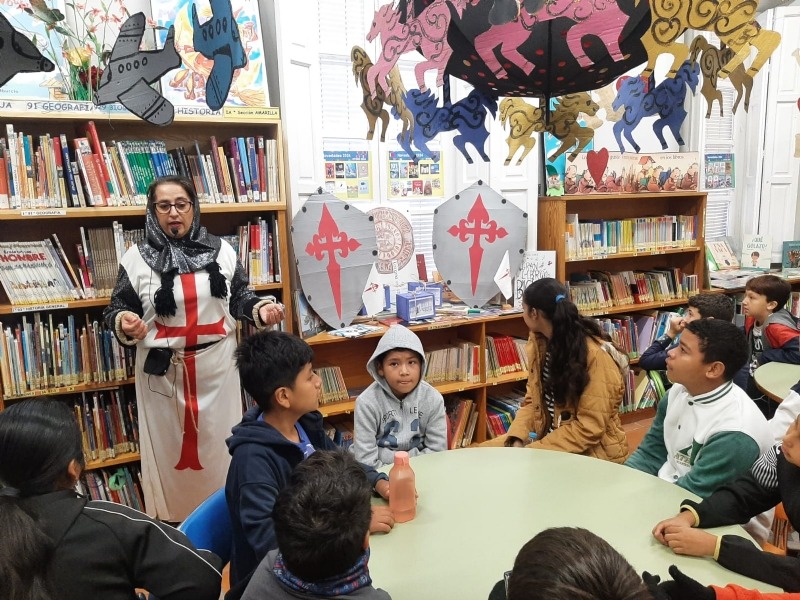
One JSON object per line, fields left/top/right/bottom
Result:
{"left": 292, "top": 192, "right": 378, "bottom": 329}
{"left": 433, "top": 181, "right": 528, "bottom": 308}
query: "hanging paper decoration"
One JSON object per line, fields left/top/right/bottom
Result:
{"left": 612, "top": 61, "right": 700, "bottom": 154}
{"left": 400, "top": 81, "right": 497, "bottom": 163}
{"left": 94, "top": 13, "right": 181, "bottom": 126}
{"left": 0, "top": 11, "right": 55, "bottom": 88}
{"left": 432, "top": 181, "right": 527, "bottom": 308}
{"left": 545, "top": 93, "right": 600, "bottom": 162}
{"left": 640, "top": 0, "right": 781, "bottom": 81}
{"left": 292, "top": 192, "right": 378, "bottom": 329}
{"left": 689, "top": 37, "right": 753, "bottom": 118}
{"left": 191, "top": 0, "right": 247, "bottom": 110}
{"left": 498, "top": 97, "right": 546, "bottom": 166}
{"left": 594, "top": 82, "right": 625, "bottom": 123}
{"left": 351, "top": 46, "right": 414, "bottom": 144}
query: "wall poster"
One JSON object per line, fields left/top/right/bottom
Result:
{"left": 387, "top": 149, "right": 444, "bottom": 199}
{"left": 323, "top": 139, "right": 373, "bottom": 201}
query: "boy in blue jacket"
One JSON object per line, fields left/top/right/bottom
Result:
{"left": 225, "top": 331, "right": 392, "bottom": 597}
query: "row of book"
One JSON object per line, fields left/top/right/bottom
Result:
{"left": 568, "top": 269, "right": 699, "bottom": 312}
{"left": 445, "top": 396, "right": 479, "bottom": 449}
{"left": 485, "top": 392, "right": 523, "bottom": 439}
{"left": 485, "top": 335, "right": 528, "bottom": 378}
{"left": 0, "top": 313, "right": 135, "bottom": 398}
{"left": 323, "top": 417, "right": 355, "bottom": 450}
{"left": 424, "top": 341, "right": 481, "bottom": 385}
{"left": 1, "top": 122, "right": 280, "bottom": 209}
{"left": 565, "top": 214, "right": 698, "bottom": 260}
{"left": 221, "top": 215, "right": 283, "bottom": 285}
{"left": 74, "top": 389, "right": 139, "bottom": 463}
{"left": 624, "top": 370, "right": 668, "bottom": 414}
{"left": 78, "top": 464, "right": 145, "bottom": 511}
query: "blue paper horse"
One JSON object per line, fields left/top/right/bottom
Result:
{"left": 612, "top": 61, "right": 700, "bottom": 153}
{"left": 399, "top": 80, "right": 497, "bottom": 164}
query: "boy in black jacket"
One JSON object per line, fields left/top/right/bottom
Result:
{"left": 225, "top": 331, "right": 392, "bottom": 598}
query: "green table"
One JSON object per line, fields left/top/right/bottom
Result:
{"left": 755, "top": 362, "right": 800, "bottom": 403}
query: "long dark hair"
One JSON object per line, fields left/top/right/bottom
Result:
{"left": 0, "top": 398, "right": 85, "bottom": 600}
{"left": 523, "top": 278, "right": 608, "bottom": 411}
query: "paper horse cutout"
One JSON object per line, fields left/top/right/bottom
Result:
{"left": 594, "top": 82, "right": 625, "bottom": 123}
{"left": 433, "top": 181, "right": 527, "bottom": 308}
{"left": 399, "top": 80, "right": 497, "bottom": 164}
{"left": 94, "top": 13, "right": 181, "bottom": 126}
{"left": 0, "top": 11, "right": 55, "bottom": 88}
{"left": 351, "top": 46, "right": 414, "bottom": 144}
{"left": 499, "top": 98, "right": 547, "bottom": 166}
{"left": 365, "top": 0, "right": 472, "bottom": 97}
{"left": 689, "top": 37, "right": 753, "bottom": 118}
{"left": 292, "top": 192, "right": 378, "bottom": 329}
{"left": 640, "top": 0, "right": 780, "bottom": 81}
{"left": 192, "top": 0, "right": 247, "bottom": 111}
{"left": 612, "top": 61, "right": 700, "bottom": 154}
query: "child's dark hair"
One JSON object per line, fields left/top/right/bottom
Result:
{"left": 273, "top": 450, "right": 371, "bottom": 582}
{"left": 376, "top": 347, "right": 423, "bottom": 367}
{"left": 523, "top": 278, "right": 610, "bottom": 411}
{"left": 687, "top": 293, "right": 734, "bottom": 321}
{"left": 746, "top": 275, "right": 792, "bottom": 308}
{"left": 685, "top": 319, "right": 748, "bottom": 379}
{"left": 234, "top": 330, "right": 314, "bottom": 413}
{"left": 507, "top": 527, "right": 651, "bottom": 600}
{"left": 0, "top": 397, "right": 85, "bottom": 600}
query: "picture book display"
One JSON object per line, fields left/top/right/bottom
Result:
{"left": 741, "top": 234, "right": 772, "bottom": 270}
{"left": 706, "top": 239, "right": 740, "bottom": 271}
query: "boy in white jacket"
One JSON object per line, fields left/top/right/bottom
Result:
{"left": 353, "top": 325, "right": 447, "bottom": 468}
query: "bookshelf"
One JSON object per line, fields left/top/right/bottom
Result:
{"left": 0, "top": 109, "right": 294, "bottom": 491}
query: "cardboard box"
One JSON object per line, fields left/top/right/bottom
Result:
{"left": 396, "top": 291, "right": 436, "bottom": 321}
{"left": 407, "top": 281, "right": 443, "bottom": 306}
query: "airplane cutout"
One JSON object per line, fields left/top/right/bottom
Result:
{"left": 94, "top": 12, "right": 182, "bottom": 126}
{"left": 0, "top": 11, "right": 55, "bottom": 88}
{"left": 192, "top": 0, "right": 247, "bottom": 111}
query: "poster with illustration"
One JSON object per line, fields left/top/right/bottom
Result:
{"left": 704, "top": 153, "right": 735, "bottom": 190}
{"left": 153, "top": 0, "right": 269, "bottom": 109}
{"left": 563, "top": 152, "right": 700, "bottom": 194}
{"left": 741, "top": 234, "right": 772, "bottom": 270}
{"left": 323, "top": 139, "right": 372, "bottom": 200}
{"left": 387, "top": 148, "right": 443, "bottom": 199}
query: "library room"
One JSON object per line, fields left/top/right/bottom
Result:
{"left": 0, "top": 0, "right": 799, "bottom": 599}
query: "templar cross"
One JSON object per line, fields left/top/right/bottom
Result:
{"left": 306, "top": 204, "right": 362, "bottom": 319}
{"left": 448, "top": 194, "right": 507, "bottom": 294}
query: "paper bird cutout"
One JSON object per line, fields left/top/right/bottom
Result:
{"left": 0, "top": 11, "right": 55, "bottom": 88}
{"left": 94, "top": 13, "right": 181, "bottom": 126}
{"left": 613, "top": 61, "right": 700, "bottom": 153}
{"left": 690, "top": 37, "right": 753, "bottom": 117}
{"left": 640, "top": 0, "right": 780, "bottom": 81}
{"left": 192, "top": 0, "right": 247, "bottom": 110}
{"left": 351, "top": 46, "right": 414, "bottom": 144}
{"left": 400, "top": 81, "right": 497, "bottom": 164}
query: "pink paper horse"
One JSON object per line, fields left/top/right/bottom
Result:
{"left": 474, "top": 0, "right": 629, "bottom": 79}
{"left": 366, "top": 0, "right": 470, "bottom": 98}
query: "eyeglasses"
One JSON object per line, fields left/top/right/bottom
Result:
{"left": 154, "top": 201, "right": 193, "bottom": 214}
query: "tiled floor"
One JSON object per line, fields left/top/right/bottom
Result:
{"left": 623, "top": 415, "right": 655, "bottom": 454}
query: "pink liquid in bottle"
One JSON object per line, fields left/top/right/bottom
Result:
{"left": 389, "top": 451, "right": 416, "bottom": 523}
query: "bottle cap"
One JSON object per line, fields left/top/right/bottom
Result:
{"left": 394, "top": 451, "right": 410, "bottom": 466}
{"left": 528, "top": 432, "right": 538, "bottom": 441}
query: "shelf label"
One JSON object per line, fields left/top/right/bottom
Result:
{"left": 175, "top": 106, "right": 223, "bottom": 117}
{"left": 11, "top": 303, "right": 68, "bottom": 313}
{"left": 224, "top": 106, "right": 280, "bottom": 120}
{"left": 21, "top": 209, "right": 67, "bottom": 217}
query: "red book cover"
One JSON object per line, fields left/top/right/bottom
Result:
{"left": 72, "top": 138, "right": 105, "bottom": 206}
{"left": 84, "top": 121, "right": 112, "bottom": 201}
{"left": 0, "top": 156, "right": 8, "bottom": 207}
{"left": 416, "top": 254, "right": 428, "bottom": 281}
{"left": 249, "top": 223, "right": 260, "bottom": 285}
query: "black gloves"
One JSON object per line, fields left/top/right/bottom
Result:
{"left": 642, "top": 566, "right": 715, "bottom": 600}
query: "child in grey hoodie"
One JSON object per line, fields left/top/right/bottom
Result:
{"left": 353, "top": 325, "right": 447, "bottom": 468}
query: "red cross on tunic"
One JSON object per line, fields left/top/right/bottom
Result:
{"left": 154, "top": 273, "right": 226, "bottom": 471}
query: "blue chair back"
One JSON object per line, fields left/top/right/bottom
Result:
{"left": 179, "top": 488, "right": 232, "bottom": 565}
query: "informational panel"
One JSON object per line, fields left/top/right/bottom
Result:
{"left": 704, "top": 153, "right": 735, "bottom": 190}
{"left": 323, "top": 139, "right": 372, "bottom": 201}
{"left": 387, "top": 149, "right": 443, "bottom": 199}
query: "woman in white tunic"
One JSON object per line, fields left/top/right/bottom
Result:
{"left": 104, "top": 175, "right": 284, "bottom": 521}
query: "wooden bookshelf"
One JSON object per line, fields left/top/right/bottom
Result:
{"left": 85, "top": 451, "right": 140, "bottom": 471}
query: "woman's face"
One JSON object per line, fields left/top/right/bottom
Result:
{"left": 153, "top": 182, "right": 195, "bottom": 239}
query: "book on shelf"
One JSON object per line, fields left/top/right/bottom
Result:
{"left": 782, "top": 241, "right": 800, "bottom": 276}
{"left": 740, "top": 234, "right": 772, "bottom": 270}
{"left": 294, "top": 290, "right": 326, "bottom": 339}
{"left": 445, "top": 396, "right": 474, "bottom": 449}
{"left": 705, "top": 239, "right": 740, "bottom": 271}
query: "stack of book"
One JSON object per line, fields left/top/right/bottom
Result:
{"left": 74, "top": 389, "right": 139, "bottom": 462}
{"left": 316, "top": 366, "right": 350, "bottom": 405}
{"left": 423, "top": 341, "right": 480, "bottom": 385}
{"left": 485, "top": 334, "right": 527, "bottom": 378}
{"left": 485, "top": 392, "right": 524, "bottom": 438}
{"left": 568, "top": 269, "right": 697, "bottom": 311}
{"left": 79, "top": 464, "right": 145, "bottom": 511}
{"left": 445, "top": 395, "right": 478, "bottom": 449}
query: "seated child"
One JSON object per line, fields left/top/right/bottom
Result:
{"left": 734, "top": 275, "right": 800, "bottom": 416}
{"left": 770, "top": 380, "right": 800, "bottom": 442}
{"left": 638, "top": 294, "right": 735, "bottom": 371}
{"left": 626, "top": 319, "right": 773, "bottom": 499}
{"left": 652, "top": 414, "right": 800, "bottom": 592}
{"left": 0, "top": 397, "right": 222, "bottom": 600}
{"left": 225, "top": 331, "right": 392, "bottom": 594}
{"left": 353, "top": 324, "right": 447, "bottom": 468}
{"left": 241, "top": 450, "right": 391, "bottom": 600}
{"left": 488, "top": 527, "right": 652, "bottom": 600}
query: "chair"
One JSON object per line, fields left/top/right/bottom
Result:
{"left": 179, "top": 488, "right": 233, "bottom": 565}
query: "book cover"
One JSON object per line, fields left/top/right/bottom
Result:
{"left": 294, "top": 290, "right": 326, "bottom": 339}
{"left": 740, "top": 234, "right": 772, "bottom": 270}
{"left": 513, "top": 251, "right": 556, "bottom": 309}
{"left": 782, "top": 241, "right": 800, "bottom": 269}
{"left": 73, "top": 138, "right": 105, "bottom": 206}
{"left": 706, "top": 239, "right": 740, "bottom": 271}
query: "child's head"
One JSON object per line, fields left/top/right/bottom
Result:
{"left": 235, "top": 330, "right": 318, "bottom": 414}
{"left": 744, "top": 275, "right": 791, "bottom": 322}
{"left": 685, "top": 293, "right": 735, "bottom": 323}
{"left": 0, "top": 397, "right": 85, "bottom": 600}
{"left": 781, "top": 416, "right": 800, "bottom": 468}
{"left": 377, "top": 348, "right": 423, "bottom": 399}
{"left": 506, "top": 527, "right": 651, "bottom": 600}
{"left": 666, "top": 319, "right": 747, "bottom": 391}
{"left": 273, "top": 450, "right": 371, "bottom": 582}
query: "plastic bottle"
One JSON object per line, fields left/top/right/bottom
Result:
{"left": 389, "top": 451, "right": 416, "bottom": 523}
{"left": 528, "top": 432, "right": 538, "bottom": 445}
